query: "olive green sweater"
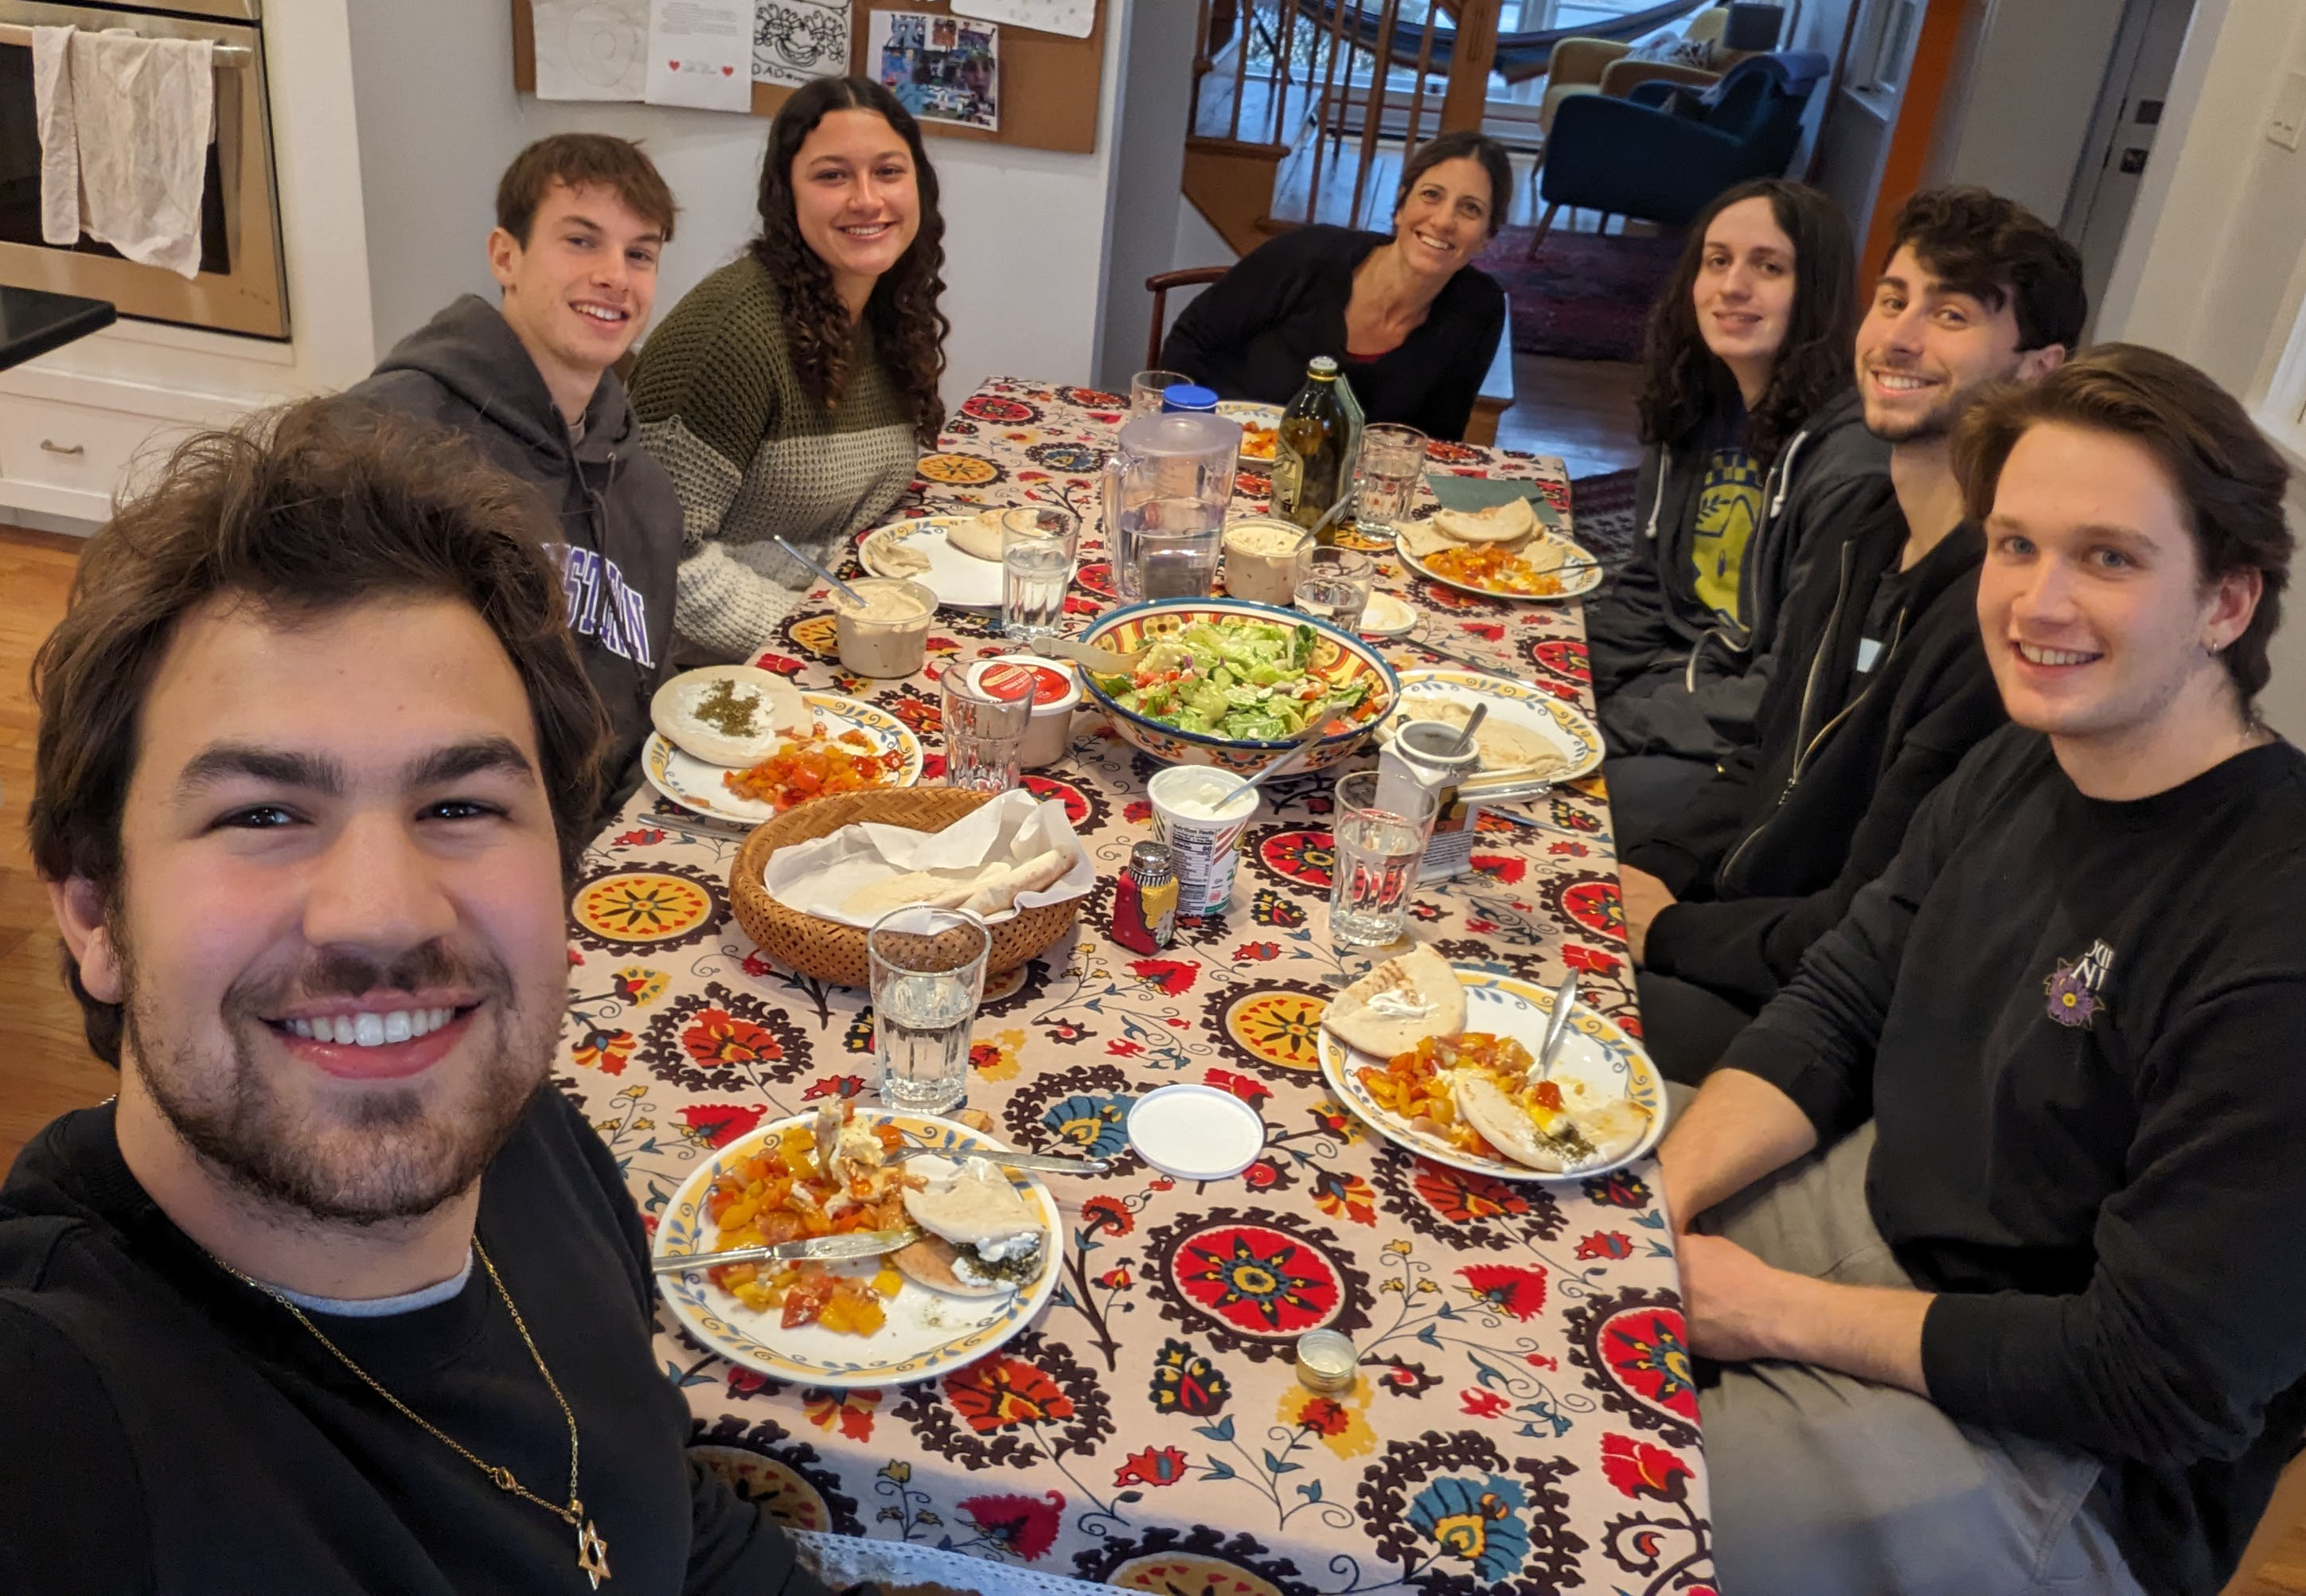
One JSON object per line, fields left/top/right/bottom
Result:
{"left": 630, "top": 256, "right": 918, "bottom": 660}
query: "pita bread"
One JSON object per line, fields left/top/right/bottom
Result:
{"left": 890, "top": 1234, "right": 1009, "bottom": 1298}
{"left": 1453, "top": 1072, "right": 1650, "bottom": 1173}
{"left": 651, "top": 666, "right": 810, "bottom": 768}
{"left": 1395, "top": 517, "right": 1456, "bottom": 562}
{"left": 960, "top": 847, "right": 1073, "bottom": 919}
{"left": 864, "top": 529, "right": 932, "bottom": 579}
{"left": 1431, "top": 499, "right": 1536, "bottom": 547}
{"left": 1322, "top": 944, "right": 1467, "bottom": 1058}
{"left": 1399, "top": 694, "right": 1569, "bottom": 780}
{"left": 944, "top": 510, "right": 1008, "bottom": 564}
{"left": 843, "top": 867, "right": 992, "bottom": 919}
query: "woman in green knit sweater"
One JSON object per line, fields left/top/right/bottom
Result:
{"left": 631, "top": 76, "right": 947, "bottom": 660}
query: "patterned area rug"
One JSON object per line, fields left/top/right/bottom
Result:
{"left": 1477, "top": 227, "right": 1684, "bottom": 363}
{"left": 1570, "top": 466, "right": 1641, "bottom": 576}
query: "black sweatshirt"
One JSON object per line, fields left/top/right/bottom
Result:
{"left": 0, "top": 1089, "right": 849, "bottom": 1596}
{"left": 1159, "top": 224, "right": 1504, "bottom": 442}
{"left": 1626, "top": 514, "right": 2007, "bottom": 1010}
{"left": 1719, "top": 727, "right": 2306, "bottom": 1595}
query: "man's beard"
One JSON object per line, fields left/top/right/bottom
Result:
{"left": 122, "top": 938, "right": 555, "bottom": 1227}
{"left": 1865, "top": 380, "right": 1965, "bottom": 445}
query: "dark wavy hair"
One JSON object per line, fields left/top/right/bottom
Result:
{"left": 1636, "top": 179, "right": 1858, "bottom": 464}
{"left": 1393, "top": 131, "right": 1513, "bottom": 240}
{"left": 1955, "top": 343, "right": 2292, "bottom": 711}
{"left": 751, "top": 76, "right": 949, "bottom": 445}
{"left": 1885, "top": 186, "right": 2086, "bottom": 354}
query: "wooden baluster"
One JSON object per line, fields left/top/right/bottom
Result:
{"left": 1405, "top": 1, "right": 1440, "bottom": 150}
{"left": 1305, "top": 0, "right": 1352, "bottom": 222}
{"left": 1438, "top": 0, "right": 1499, "bottom": 133}
{"left": 1348, "top": 0, "right": 1402, "bottom": 228}
{"left": 1227, "top": 0, "right": 1248, "bottom": 142}
{"left": 1191, "top": 0, "right": 1214, "bottom": 135}
{"left": 1271, "top": 0, "right": 1298, "bottom": 146}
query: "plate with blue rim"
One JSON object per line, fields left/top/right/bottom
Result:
{"left": 652, "top": 1109, "right": 1063, "bottom": 1388}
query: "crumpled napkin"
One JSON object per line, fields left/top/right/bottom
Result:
{"left": 761, "top": 788, "right": 1094, "bottom": 928}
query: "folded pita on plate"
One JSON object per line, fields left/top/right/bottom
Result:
{"left": 1322, "top": 943, "right": 1466, "bottom": 1058}
{"left": 1431, "top": 499, "right": 1536, "bottom": 547}
{"left": 864, "top": 529, "right": 933, "bottom": 579}
{"left": 651, "top": 666, "right": 810, "bottom": 768}
{"left": 944, "top": 510, "right": 1009, "bottom": 564}
{"left": 1453, "top": 1072, "right": 1651, "bottom": 1173}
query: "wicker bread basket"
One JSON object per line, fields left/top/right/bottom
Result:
{"left": 729, "top": 787, "right": 1084, "bottom": 989}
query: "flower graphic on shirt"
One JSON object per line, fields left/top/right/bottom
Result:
{"left": 2043, "top": 939, "right": 2115, "bottom": 1029}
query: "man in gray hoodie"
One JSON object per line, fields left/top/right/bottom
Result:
{"left": 346, "top": 134, "right": 682, "bottom": 810}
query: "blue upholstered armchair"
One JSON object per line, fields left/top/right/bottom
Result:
{"left": 1526, "top": 51, "right": 1828, "bottom": 258}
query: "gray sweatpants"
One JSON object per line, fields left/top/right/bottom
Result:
{"left": 1695, "top": 1123, "right": 2148, "bottom": 1595}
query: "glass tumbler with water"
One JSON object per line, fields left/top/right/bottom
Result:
{"left": 868, "top": 907, "right": 990, "bottom": 1115}
{"left": 1294, "top": 548, "right": 1374, "bottom": 634}
{"left": 1104, "top": 410, "right": 1239, "bottom": 602}
{"left": 1329, "top": 770, "right": 1439, "bottom": 948}
{"left": 1001, "top": 505, "right": 1077, "bottom": 641}
{"left": 942, "top": 667, "right": 1031, "bottom": 792}
{"left": 1355, "top": 423, "right": 1426, "bottom": 540}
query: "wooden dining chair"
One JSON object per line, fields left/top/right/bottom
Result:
{"left": 1145, "top": 267, "right": 1231, "bottom": 369}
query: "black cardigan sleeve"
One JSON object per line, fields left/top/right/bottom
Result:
{"left": 1404, "top": 271, "right": 1504, "bottom": 442}
{"left": 1159, "top": 228, "right": 1336, "bottom": 398}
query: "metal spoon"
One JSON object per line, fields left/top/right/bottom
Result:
{"left": 1532, "top": 974, "right": 1578, "bottom": 1083}
{"left": 1210, "top": 716, "right": 1334, "bottom": 807}
{"left": 775, "top": 536, "right": 870, "bottom": 610}
{"left": 1447, "top": 701, "right": 1489, "bottom": 758}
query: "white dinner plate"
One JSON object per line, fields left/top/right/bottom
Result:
{"left": 641, "top": 694, "right": 923, "bottom": 824}
{"left": 653, "top": 1110, "right": 1063, "bottom": 1389}
{"left": 1318, "top": 966, "right": 1668, "bottom": 1182}
{"left": 1398, "top": 532, "right": 1605, "bottom": 602}
{"left": 859, "top": 515, "right": 1003, "bottom": 609}
{"left": 1382, "top": 668, "right": 1604, "bottom": 784}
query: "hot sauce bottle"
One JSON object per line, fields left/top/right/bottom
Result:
{"left": 1111, "top": 841, "right": 1177, "bottom": 954}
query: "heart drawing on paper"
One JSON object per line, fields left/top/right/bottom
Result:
{"left": 667, "top": 59, "right": 680, "bottom": 69}
{"left": 721, "top": 64, "right": 734, "bottom": 74}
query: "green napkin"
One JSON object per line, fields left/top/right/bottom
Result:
{"left": 1419, "top": 471, "right": 1566, "bottom": 529}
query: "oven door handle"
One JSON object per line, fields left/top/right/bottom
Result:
{"left": 0, "top": 23, "right": 252, "bottom": 66}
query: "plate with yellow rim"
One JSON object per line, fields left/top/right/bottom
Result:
{"left": 642, "top": 694, "right": 922, "bottom": 825}
{"left": 652, "top": 1110, "right": 1063, "bottom": 1388}
{"left": 1381, "top": 668, "right": 1604, "bottom": 785}
{"left": 1398, "top": 532, "right": 1604, "bottom": 602}
{"left": 1317, "top": 966, "right": 1667, "bottom": 1181}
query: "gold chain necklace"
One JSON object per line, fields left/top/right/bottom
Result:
{"left": 219, "top": 1240, "right": 611, "bottom": 1589}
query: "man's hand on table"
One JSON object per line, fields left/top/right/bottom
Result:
{"left": 1617, "top": 865, "right": 1675, "bottom": 966}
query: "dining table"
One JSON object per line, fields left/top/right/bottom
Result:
{"left": 558, "top": 377, "right": 1716, "bottom": 1594}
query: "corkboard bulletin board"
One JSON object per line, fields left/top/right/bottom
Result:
{"left": 509, "top": 0, "right": 1105, "bottom": 154}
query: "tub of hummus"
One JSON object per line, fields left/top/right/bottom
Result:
{"left": 1222, "top": 517, "right": 1314, "bottom": 607}
{"left": 833, "top": 578, "right": 936, "bottom": 678}
{"left": 967, "top": 657, "right": 1081, "bottom": 770}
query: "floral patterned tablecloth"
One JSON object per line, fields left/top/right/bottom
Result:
{"left": 560, "top": 379, "right": 1715, "bottom": 1594}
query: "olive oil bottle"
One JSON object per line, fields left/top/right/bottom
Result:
{"left": 1273, "top": 356, "right": 1348, "bottom": 540}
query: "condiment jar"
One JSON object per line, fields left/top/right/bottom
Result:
{"left": 1221, "top": 516, "right": 1314, "bottom": 608}
{"left": 967, "top": 657, "right": 1082, "bottom": 770}
{"left": 833, "top": 577, "right": 936, "bottom": 678}
{"left": 1294, "top": 1330, "right": 1358, "bottom": 1393}
{"left": 1380, "top": 719, "right": 1485, "bottom": 883}
{"left": 1111, "top": 841, "right": 1178, "bottom": 954}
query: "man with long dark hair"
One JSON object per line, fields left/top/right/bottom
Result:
{"left": 348, "top": 133, "right": 683, "bottom": 813}
{"left": 1621, "top": 188, "right": 2086, "bottom": 1081}
{"left": 1590, "top": 178, "right": 1882, "bottom": 845}
{"left": 1663, "top": 343, "right": 2305, "bottom": 1596}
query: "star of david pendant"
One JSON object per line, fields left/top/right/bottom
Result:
{"left": 576, "top": 1519, "right": 611, "bottom": 1588}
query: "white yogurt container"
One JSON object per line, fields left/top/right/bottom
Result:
{"left": 1146, "top": 764, "right": 1260, "bottom": 921}
{"left": 967, "top": 657, "right": 1082, "bottom": 770}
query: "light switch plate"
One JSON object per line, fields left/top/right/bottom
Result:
{"left": 2271, "top": 70, "right": 2306, "bottom": 150}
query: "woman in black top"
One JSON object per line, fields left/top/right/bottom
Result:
{"left": 1159, "top": 131, "right": 1510, "bottom": 441}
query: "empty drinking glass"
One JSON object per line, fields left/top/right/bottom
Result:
{"left": 1130, "top": 369, "right": 1192, "bottom": 414}
{"left": 1329, "top": 770, "right": 1439, "bottom": 949}
{"left": 941, "top": 667, "right": 1030, "bottom": 792}
{"left": 868, "top": 906, "right": 991, "bottom": 1115}
{"left": 1355, "top": 423, "right": 1426, "bottom": 540}
{"left": 1001, "top": 505, "right": 1077, "bottom": 641}
{"left": 1294, "top": 547, "right": 1374, "bottom": 634}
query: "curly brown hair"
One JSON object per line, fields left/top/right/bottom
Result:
{"left": 30, "top": 400, "right": 609, "bottom": 1063}
{"left": 1636, "top": 178, "right": 1858, "bottom": 466}
{"left": 752, "top": 76, "right": 949, "bottom": 446}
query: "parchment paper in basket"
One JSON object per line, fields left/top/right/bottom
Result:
{"left": 759, "top": 788, "right": 1095, "bottom": 930}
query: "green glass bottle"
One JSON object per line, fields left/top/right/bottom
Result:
{"left": 1273, "top": 356, "right": 1348, "bottom": 540}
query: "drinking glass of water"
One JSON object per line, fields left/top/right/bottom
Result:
{"left": 1294, "top": 548, "right": 1374, "bottom": 634}
{"left": 1001, "top": 506, "right": 1077, "bottom": 641}
{"left": 1355, "top": 423, "right": 1426, "bottom": 540}
{"left": 1130, "top": 369, "right": 1192, "bottom": 414}
{"left": 1329, "top": 769, "right": 1438, "bottom": 949}
{"left": 868, "top": 907, "right": 991, "bottom": 1115}
{"left": 941, "top": 667, "right": 1030, "bottom": 792}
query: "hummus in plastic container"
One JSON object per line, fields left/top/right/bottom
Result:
{"left": 833, "top": 577, "right": 936, "bottom": 678}
{"left": 1222, "top": 517, "right": 1313, "bottom": 607}
{"left": 968, "top": 657, "right": 1080, "bottom": 769}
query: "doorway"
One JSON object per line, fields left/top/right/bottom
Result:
{"left": 2063, "top": 0, "right": 2197, "bottom": 333}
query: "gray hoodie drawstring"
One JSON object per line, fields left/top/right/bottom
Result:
{"left": 1644, "top": 450, "right": 1670, "bottom": 540}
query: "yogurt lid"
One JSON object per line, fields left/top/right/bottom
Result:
{"left": 972, "top": 660, "right": 1076, "bottom": 708}
{"left": 1126, "top": 1084, "right": 1267, "bottom": 1181}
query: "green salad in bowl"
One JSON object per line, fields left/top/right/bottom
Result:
{"left": 1089, "top": 616, "right": 1379, "bottom": 741}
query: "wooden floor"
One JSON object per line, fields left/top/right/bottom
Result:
{"left": 0, "top": 526, "right": 111, "bottom": 1173}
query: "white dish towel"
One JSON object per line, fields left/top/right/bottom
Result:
{"left": 31, "top": 26, "right": 214, "bottom": 279}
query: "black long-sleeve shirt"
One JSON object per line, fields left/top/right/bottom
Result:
{"left": 0, "top": 1090, "right": 850, "bottom": 1596}
{"left": 1719, "top": 726, "right": 2306, "bottom": 1595}
{"left": 1159, "top": 224, "right": 1504, "bottom": 442}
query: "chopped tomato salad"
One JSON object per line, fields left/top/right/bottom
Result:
{"left": 723, "top": 724, "right": 906, "bottom": 811}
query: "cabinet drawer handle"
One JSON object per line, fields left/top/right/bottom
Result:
{"left": 40, "top": 439, "right": 85, "bottom": 456}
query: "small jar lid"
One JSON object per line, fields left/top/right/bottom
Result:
{"left": 1127, "top": 841, "right": 1176, "bottom": 884}
{"left": 1294, "top": 1329, "right": 1360, "bottom": 1392}
{"left": 1161, "top": 383, "right": 1220, "bottom": 412}
{"left": 1126, "top": 1084, "right": 1266, "bottom": 1181}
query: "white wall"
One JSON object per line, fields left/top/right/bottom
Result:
{"left": 1092, "top": 0, "right": 1197, "bottom": 389}
{"left": 2096, "top": 0, "right": 2306, "bottom": 736}
{"left": 345, "top": 0, "right": 1156, "bottom": 412}
{"left": 1925, "top": 0, "right": 2127, "bottom": 225}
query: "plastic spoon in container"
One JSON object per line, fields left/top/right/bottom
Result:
{"left": 775, "top": 536, "right": 869, "bottom": 611}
